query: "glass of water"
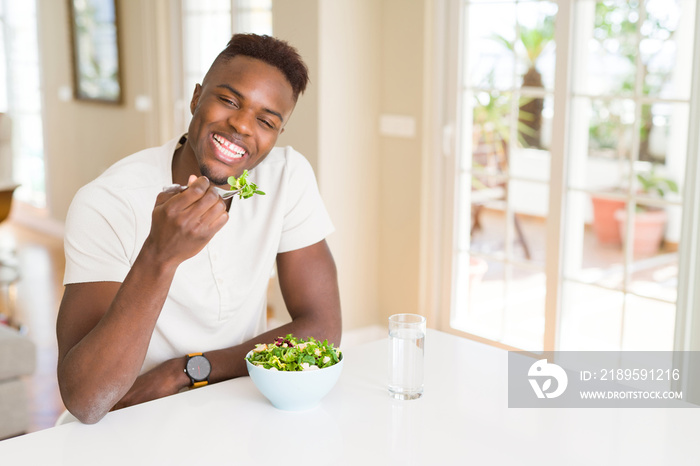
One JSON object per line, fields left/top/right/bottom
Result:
{"left": 388, "top": 313, "right": 426, "bottom": 400}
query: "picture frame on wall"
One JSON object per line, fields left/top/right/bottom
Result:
{"left": 68, "top": 0, "right": 122, "bottom": 103}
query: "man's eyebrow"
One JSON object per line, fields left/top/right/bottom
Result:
{"left": 216, "top": 84, "right": 285, "bottom": 123}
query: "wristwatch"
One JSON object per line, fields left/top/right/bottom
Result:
{"left": 185, "top": 353, "right": 211, "bottom": 388}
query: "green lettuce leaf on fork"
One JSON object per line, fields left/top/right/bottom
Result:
{"left": 227, "top": 170, "right": 266, "bottom": 200}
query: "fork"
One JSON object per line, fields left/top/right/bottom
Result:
{"left": 162, "top": 183, "right": 242, "bottom": 200}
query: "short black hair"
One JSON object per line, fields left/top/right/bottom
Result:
{"left": 214, "top": 33, "right": 309, "bottom": 101}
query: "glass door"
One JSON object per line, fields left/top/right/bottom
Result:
{"left": 560, "top": 0, "right": 695, "bottom": 351}
{"left": 443, "top": 0, "right": 698, "bottom": 353}
{"left": 449, "top": 0, "right": 559, "bottom": 352}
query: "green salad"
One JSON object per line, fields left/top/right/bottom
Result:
{"left": 247, "top": 334, "right": 341, "bottom": 371}
{"left": 228, "top": 170, "right": 265, "bottom": 200}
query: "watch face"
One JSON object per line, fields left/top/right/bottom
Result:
{"left": 186, "top": 355, "right": 211, "bottom": 382}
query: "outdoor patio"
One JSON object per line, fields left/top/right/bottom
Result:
{"left": 456, "top": 207, "right": 678, "bottom": 352}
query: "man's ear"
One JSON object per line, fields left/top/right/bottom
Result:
{"left": 190, "top": 84, "right": 203, "bottom": 115}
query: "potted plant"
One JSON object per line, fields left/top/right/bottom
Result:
{"left": 591, "top": 193, "right": 627, "bottom": 245}
{"left": 613, "top": 166, "right": 679, "bottom": 255}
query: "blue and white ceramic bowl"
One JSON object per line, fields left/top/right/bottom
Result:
{"left": 245, "top": 352, "right": 344, "bottom": 411}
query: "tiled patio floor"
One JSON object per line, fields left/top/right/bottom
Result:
{"left": 457, "top": 208, "right": 678, "bottom": 351}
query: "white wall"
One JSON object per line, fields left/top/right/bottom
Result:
{"left": 318, "top": 0, "right": 382, "bottom": 330}
{"left": 377, "top": 0, "right": 426, "bottom": 321}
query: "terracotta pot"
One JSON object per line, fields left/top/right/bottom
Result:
{"left": 591, "top": 195, "right": 626, "bottom": 245}
{"left": 614, "top": 208, "right": 667, "bottom": 256}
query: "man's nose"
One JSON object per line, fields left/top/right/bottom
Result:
{"left": 228, "top": 109, "right": 253, "bottom": 136}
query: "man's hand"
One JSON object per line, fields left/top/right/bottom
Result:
{"left": 145, "top": 175, "right": 229, "bottom": 268}
{"left": 111, "top": 358, "right": 191, "bottom": 411}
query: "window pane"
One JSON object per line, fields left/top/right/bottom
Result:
{"left": 2, "top": 0, "right": 44, "bottom": 206}
{"left": 568, "top": 97, "right": 635, "bottom": 192}
{"left": 628, "top": 250, "right": 678, "bottom": 303}
{"left": 589, "top": 192, "right": 627, "bottom": 250}
{"left": 13, "top": 114, "right": 45, "bottom": 206}
{"left": 467, "top": 180, "right": 541, "bottom": 264}
{"left": 183, "top": 13, "right": 232, "bottom": 73}
{"left": 638, "top": 102, "right": 689, "bottom": 181}
{"left": 465, "top": 2, "right": 516, "bottom": 90}
{"left": 625, "top": 201, "right": 680, "bottom": 303}
{"left": 502, "top": 264, "right": 545, "bottom": 351}
{"left": 617, "top": 203, "right": 666, "bottom": 258}
{"left": 515, "top": 1, "right": 557, "bottom": 91}
{"left": 465, "top": 1, "right": 557, "bottom": 92}
{"left": 453, "top": 257, "right": 546, "bottom": 351}
{"left": 518, "top": 94, "right": 553, "bottom": 150}
{"left": 510, "top": 179, "right": 548, "bottom": 263}
{"left": 468, "top": 196, "right": 546, "bottom": 263}
{"left": 452, "top": 253, "right": 505, "bottom": 342}
{"left": 470, "top": 90, "right": 511, "bottom": 172}
{"left": 469, "top": 199, "right": 507, "bottom": 258}
{"left": 588, "top": 98, "right": 635, "bottom": 164}
{"left": 572, "top": 0, "right": 638, "bottom": 96}
{"left": 642, "top": 0, "right": 696, "bottom": 100}
{"left": 181, "top": 2, "right": 232, "bottom": 131}
{"left": 563, "top": 191, "right": 625, "bottom": 290}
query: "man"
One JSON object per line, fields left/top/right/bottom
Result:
{"left": 56, "top": 34, "right": 342, "bottom": 424}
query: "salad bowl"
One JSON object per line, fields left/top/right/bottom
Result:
{"left": 245, "top": 336, "right": 343, "bottom": 411}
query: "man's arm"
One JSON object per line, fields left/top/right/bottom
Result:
{"left": 57, "top": 177, "right": 228, "bottom": 424}
{"left": 111, "top": 239, "right": 342, "bottom": 410}
{"left": 207, "top": 239, "right": 342, "bottom": 382}
{"left": 275, "top": 239, "right": 342, "bottom": 345}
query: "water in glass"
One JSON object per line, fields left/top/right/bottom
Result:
{"left": 388, "top": 327, "right": 425, "bottom": 400}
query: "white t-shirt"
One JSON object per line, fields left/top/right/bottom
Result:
{"left": 63, "top": 135, "right": 334, "bottom": 373}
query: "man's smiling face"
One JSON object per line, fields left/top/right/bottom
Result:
{"left": 186, "top": 55, "right": 296, "bottom": 185}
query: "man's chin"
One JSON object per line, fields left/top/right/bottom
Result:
{"left": 199, "top": 165, "right": 231, "bottom": 187}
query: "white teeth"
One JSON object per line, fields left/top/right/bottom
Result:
{"left": 214, "top": 139, "right": 241, "bottom": 159}
{"left": 214, "top": 134, "right": 245, "bottom": 156}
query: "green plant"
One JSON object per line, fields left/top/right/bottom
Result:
{"left": 636, "top": 165, "right": 679, "bottom": 198}
{"left": 472, "top": 73, "right": 537, "bottom": 154}
{"left": 491, "top": 15, "right": 555, "bottom": 149}
{"left": 592, "top": 1, "right": 678, "bottom": 163}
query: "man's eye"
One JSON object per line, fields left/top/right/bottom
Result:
{"left": 220, "top": 97, "right": 237, "bottom": 107}
{"left": 259, "top": 119, "right": 273, "bottom": 129}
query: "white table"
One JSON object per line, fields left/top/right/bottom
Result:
{"left": 1, "top": 329, "right": 699, "bottom": 465}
